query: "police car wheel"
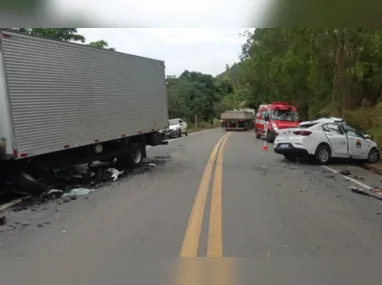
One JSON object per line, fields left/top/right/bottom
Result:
{"left": 315, "top": 144, "right": 331, "bottom": 165}
{"left": 367, "top": 147, "right": 380, "bottom": 163}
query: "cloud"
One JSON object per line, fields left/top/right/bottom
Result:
{"left": 56, "top": 0, "right": 266, "bottom": 27}
{"left": 78, "top": 28, "right": 254, "bottom": 76}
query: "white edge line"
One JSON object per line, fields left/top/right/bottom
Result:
{"left": 0, "top": 195, "right": 31, "bottom": 212}
{"left": 321, "top": 165, "right": 372, "bottom": 190}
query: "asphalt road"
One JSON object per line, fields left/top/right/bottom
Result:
{"left": 0, "top": 129, "right": 382, "bottom": 284}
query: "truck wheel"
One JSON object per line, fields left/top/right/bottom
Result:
{"left": 116, "top": 143, "right": 145, "bottom": 171}
{"left": 13, "top": 173, "right": 46, "bottom": 195}
{"left": 367, "top": 147, "right": 380, "bottom": 163}
{"left": 255, "top": 132, "right": 261, "bottom": 139}
{"left": 314, "top": 144, "right": 331, "bottom": 165}
{"left": 130, "top": 143, "right": 145, "bottom": 167}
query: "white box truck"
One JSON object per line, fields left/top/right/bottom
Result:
{"left": 0, "top": 30, "right": 169, "bottom": 193}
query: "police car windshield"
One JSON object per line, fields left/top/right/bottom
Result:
{"left": 271, "top": 110, "right": 298, "bottom": 122}
{"left": 342, "top": 124, "right": 364, "bottom": 136}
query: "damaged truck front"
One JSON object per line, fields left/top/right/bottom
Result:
{"left": 0, "top": 30, "right": 169, "bottom": 194}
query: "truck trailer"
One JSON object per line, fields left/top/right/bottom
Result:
{"left": 221, "top": 110, "right": 254, "bottom": 131}
{"left": 0, "top": 30, "right": 168, "bottom": 193}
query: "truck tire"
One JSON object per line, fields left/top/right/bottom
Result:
{"left": 130, "top": 142, "right": 144, "bottom": 167}
{"left": 256, "top": 132, "right": 261, "bottom": 139}
{"left": 13, "top": 173, "right": 46, "bottom": 195}
{"left": 314, "top": 144, "right": 331, "bottom": 165}
{"left": 116, "top": 142, "right": 145, "bottom": 171}
{"left": 184, "top": 130, "right": 188, "bottom": 136}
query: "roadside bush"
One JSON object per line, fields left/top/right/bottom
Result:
{"left": 344, "top": 103, "right": 382, "bottom": 147}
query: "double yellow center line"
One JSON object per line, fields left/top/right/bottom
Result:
{"left": 180, "top": 132, "right": 232, "bottom": 258}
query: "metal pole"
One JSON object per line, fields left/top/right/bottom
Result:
{"left": 195, "top": 114, "right": 198, "bottom": 130}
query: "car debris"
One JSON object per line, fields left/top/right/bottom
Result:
{"left": 0, "top": 215, "right": 6, "bottom": 226}
{"left": 349, "top": 186, "right": 382, "bottom": 200}
{"left": 350, "top": 186, "right": 370, "bottom": 196}
{"left": 352, "top": 175, "right": 365, "bottom": 181}
{"left": 371, "top": 187, "right": 382, "bottom": 193}
{"left": 45, "top": 189, "right": 64, "bottom": 199}
{"left": 62, "top": 188, "right": 94, "bottom": 198}
{"left": 324, "top": 174, "right": 335, "bottom": 179}
{"left": 339, "top": 170, "right": 351, "bottom": 176}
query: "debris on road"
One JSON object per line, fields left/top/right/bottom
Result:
{"left": 349, "top": 186, "right": 382, "bottom": 200}
{"left": 0, "top": 155, "right": 171, "bottom": 231}
{"left": 0, "top": 215, "right": 6, "bottom": 226}
{"left": 350, "top": 186, "right": 370, "bottom": 196}
{"left": 339, "top": 170, "right": 351, "bottom": 176}
{"left": 352, "top": 175, "right": 365, "bottom": 181}
{"left": 62, "top": 188, "right": 94, "bottom": 198}
{"left": 45, "top": 189, "right": 64, "bottom": 199}
{"left": 324, "top": 174, "right": 335, "bottom": 179}
{"left": 371, "top": 186, "right": 382, "bottom": 193}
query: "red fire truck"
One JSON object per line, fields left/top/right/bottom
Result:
{"left": 255, "top": 102, "right": 300, "bottom": 143}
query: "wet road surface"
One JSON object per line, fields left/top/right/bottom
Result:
{"left": 0, "top": 129, "right": 382, "bottom": 284}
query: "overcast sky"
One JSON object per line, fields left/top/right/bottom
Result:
{"left": 57, "top": 0, "right": 267, "bottom": 27}
{"left": 78, "top": 29, "right": 254, "bottom": 77}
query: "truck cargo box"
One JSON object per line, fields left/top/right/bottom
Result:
{"left": 0, "top": 30, "right": 168, "bottom": 159}
{"left": 221, "top": 110, "right": 254, "bottom": 120}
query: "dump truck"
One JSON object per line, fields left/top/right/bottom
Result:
{"left": 221, "top": 110, "right": 255, "bottom": 131}
{"left": 0, "top": 30, "right": 168, "bottom": 193}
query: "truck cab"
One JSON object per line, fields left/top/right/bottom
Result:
{"left": 255, "top": 102, "right": 300, "bottom": 143}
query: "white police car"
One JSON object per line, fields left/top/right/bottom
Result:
{"left": 274, "top": 117, "right": 380, "bottom": 164}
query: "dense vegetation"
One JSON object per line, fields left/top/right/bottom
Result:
{"left": 218, "top": 29, "right": 382, "bottom": 145}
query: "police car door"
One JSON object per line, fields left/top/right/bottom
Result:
{"left": 322, "top": 123, "right": 348, "bottom": 157}
{"left": 345, "top": 127, "right": 368, "bottom": 159}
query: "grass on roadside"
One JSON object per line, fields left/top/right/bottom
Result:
{"left": 344, "top": 102, "right": 382, "bottom": 148}
{"left": 187, "top": 119, "right": 221, "bottom": 134}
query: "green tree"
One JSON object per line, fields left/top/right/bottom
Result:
{"left": 229, "top": 28, "right": 382, "bottom": 145}
{"left": 11, "top": 28, "right": 85, "bottom": 42}
{"left": 88, "top": 40, "right": 116, "bottom": 51}
{"left": 167, "top": 71, "right": 224, "bottom": 124}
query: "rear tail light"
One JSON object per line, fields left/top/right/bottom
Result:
{"left": 293, "top": 130, "right": 312, "bottom": 136}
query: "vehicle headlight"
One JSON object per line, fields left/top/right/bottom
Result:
{"left": 271, "top": 123, "right": 278, "bottom": 130}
